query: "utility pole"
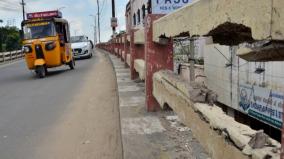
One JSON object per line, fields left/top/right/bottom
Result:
{"left": 111, "top": 0, "right": 116, "bottom": 35}
{"left": 93, "top": 25, "right": 97, "bottom": 44}
{"left": 96, "top": 0, "right": 101, "bottom": 43}
{"left": 90, "top": 15, "right": 97, "bottom": 45}
{"left": 20, "top": 0, "right": 26, "bottom": 21}
{"left": 94, "top": 16, "right": 97, "bottom": 44}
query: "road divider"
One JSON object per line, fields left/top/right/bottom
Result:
{"left": 0, "top": 50, "right": 24, "bottom": 64}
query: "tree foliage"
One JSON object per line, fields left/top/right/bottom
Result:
{"left": 0, "top": 26, "right": 21, "bottom": 52}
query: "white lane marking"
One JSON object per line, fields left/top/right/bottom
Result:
{"left": 121, "top": 116, "right": 165, "bottom": 135}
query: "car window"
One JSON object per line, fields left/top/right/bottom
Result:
{"left": 71, "top": 36, "right": 88, "bottom": 43}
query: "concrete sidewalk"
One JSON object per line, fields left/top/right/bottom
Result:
{"left": 107, "top": 52, "right": 210, "bottom": 159}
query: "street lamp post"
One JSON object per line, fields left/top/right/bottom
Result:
{"left": 111, "top": 0, "right": 116, "bottom": 35}
{"left": 20, "top": 0, "right": 26, "bottom": 21}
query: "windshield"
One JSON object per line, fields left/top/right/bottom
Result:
{"left": 23, "top": 21, "right": 56, "bottom": 39}
{"left": 71, "top": 36, "right": 88, "bottom": 43}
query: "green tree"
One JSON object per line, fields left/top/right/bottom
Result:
{"left": 0, "top": 20, "right": 3, "bottom": 52}
{"left": 0, "top": 26, "right": 21, "bottom": 52}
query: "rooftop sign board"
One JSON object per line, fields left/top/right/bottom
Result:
{"left": 27, "top": 11, "right": 62, "bottom": 20}
{"left": 152, "top": 0, "right": 191, "bottom": 14}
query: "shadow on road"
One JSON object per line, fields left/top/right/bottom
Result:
{"left": 46, "top": 69, "right": 70, "bottom": 77}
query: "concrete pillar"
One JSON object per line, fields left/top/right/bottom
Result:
{"left": 118, "top": 38, "right": 121, "bottom": 58}
{"left": 120, "top": 36, "right": 124, "bottom": 61}
{"left": 124, "top": 34, "right": 129, "bottom": 67}
{"left": 145, "top": 14, "right": 173, "bottom": 112}
{"left": 118, "top": 37, "right": 121, "bottom": 58}
{"left": 130, "top": 29, "right": 139, "bottom": 80}
{"left": 111, "top": 39, "right": 114, "bottom": 55}
{"left": 116, "top": 38, "right": 119, "bottom": 57}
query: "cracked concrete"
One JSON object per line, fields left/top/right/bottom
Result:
{"left": 153, "top": 70, "right": 281, "bottom": 159}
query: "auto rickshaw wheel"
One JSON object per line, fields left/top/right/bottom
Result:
{"left": 68, "top": 58, "right": 75, "bottom": 70}
{"left": 35, "top": 66, "right": 46, "bottom": 78}
{"left": 45, "top": 67, "right": 48, "bottom": 75}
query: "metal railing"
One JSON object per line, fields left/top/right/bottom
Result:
{"left": 0, "top": 50, "right": 24, "bottom": 64}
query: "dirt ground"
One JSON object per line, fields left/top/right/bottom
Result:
{"left": 34, "top": 51, "right": 123, "bottom": 159}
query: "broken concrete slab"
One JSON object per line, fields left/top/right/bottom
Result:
{"left": 153, "top": 70, "right": 281, "bottom": 159}
{"left": 153, "top": 0, "right": 284, "bottom": 43}
{"left": 237, "top": 41, "right": 284, "bottom": 61}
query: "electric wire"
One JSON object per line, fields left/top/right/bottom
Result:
{"left": 0, "top": 2, "right": 21, "bottom": 9}
{"left": 0, "top": 6, "right": 20, "bottom": 12}
{"left": 98, "top": 0, "right": 107, "bottom": 25}
{"left": 0, "top": 0, "right": 19, "bottom": 5}
{"left": 0, "top": 0, "right": 21, "bottom": 12}
{"left": 100, "top": 0, "right": 106, "bottom": 14}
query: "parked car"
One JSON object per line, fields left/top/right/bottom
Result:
{"left": 71, "top": 36, "right": 94, "bottom": 59}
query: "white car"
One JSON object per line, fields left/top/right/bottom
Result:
{"left": 71, "top": 36, "right": 94, "bottom": 59}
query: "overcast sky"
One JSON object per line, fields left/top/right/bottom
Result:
{"left": 0, "top": 0, "right": 128, "bottom": 42}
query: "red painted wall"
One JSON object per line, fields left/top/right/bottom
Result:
{"left": 145, "top": 14, "right": 173, "bottom": 112}
{"left": 135, "top": 44, "right": 145, "bottom": 60}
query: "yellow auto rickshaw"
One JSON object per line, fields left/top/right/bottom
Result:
{"left": 21, "top": 10, "right": 75, "bottom": 78}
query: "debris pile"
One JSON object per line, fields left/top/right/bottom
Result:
{"left": 188, "top": 82, "right": 218, "bottom": 106}
{"left": 158, "top": 70, "right": 218, "bottom": 106}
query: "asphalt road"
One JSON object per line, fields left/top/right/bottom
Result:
{"left": 0, "top": 50, "right": 123, "bottom": 159}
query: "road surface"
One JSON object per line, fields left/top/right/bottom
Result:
{"left": 0, "top": 50, "right": 123, "bottom": 159}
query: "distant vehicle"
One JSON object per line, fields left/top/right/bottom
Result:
{"left": 21, "top": 10, "right": 75, "bottom": 78}
{"left": 71, "top": 36, "right": 94, "bottom": 59}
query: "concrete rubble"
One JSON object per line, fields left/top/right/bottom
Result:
{"left": 187, "top": 82, "right": 218, "bottom": 106}
{"left": 153, "top": 70, "right": 281, "bottom": 159}
{"left": 166, "top": 115, "right": 191, "bottom": 132}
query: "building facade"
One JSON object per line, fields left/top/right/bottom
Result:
{"left": 125, "top": 0, "right": 151, "bottom": 34}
